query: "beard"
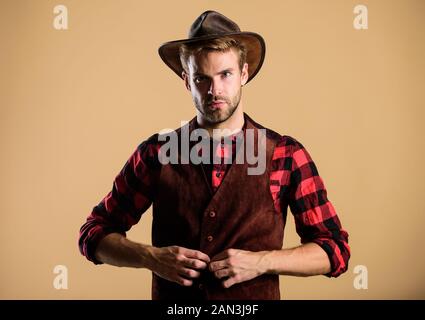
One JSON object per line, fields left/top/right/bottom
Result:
{"left": 194, "top": 87, "right": 242, "bottom": 125}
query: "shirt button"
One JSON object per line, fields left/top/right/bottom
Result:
{"left": 209, "top": 211, "right": 216, "bottom": 218}
{"left": 207, "top": 235, "right": 213, "bottom": 242}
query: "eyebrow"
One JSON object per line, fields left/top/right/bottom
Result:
{"left": 193, "top": 68, "right": 235, "bottom": 77}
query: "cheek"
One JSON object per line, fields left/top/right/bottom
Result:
{"left": 228, "top": 81, "right": 240, "bottom": 96}
{"left": 191, "top": 87, "right": 204, "bottom": 103}
{"left": 227, "top": 77, "right": 240, "bottom": 91}
{"left": 189, "top": 85, "right": 199, "bottom": 95}
{"left": 192, "top": 84, "right": 208, "bottom": 97}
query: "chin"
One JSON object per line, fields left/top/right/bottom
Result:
{"left": 213, "top": 113, "right": 233, "bottom": 124}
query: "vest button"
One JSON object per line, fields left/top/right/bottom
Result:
{"left": 209, "top": 211, "right": 216, "bottom": 218}
{"left": 198, "top": 283, "right": 204, "bottom": 290}
{"left": 207, "top": 235, "right": 213, "bottom": 242}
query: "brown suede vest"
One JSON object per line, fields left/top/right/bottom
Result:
{"left": 151, "top": 113, "right": 284, "bottom": 300}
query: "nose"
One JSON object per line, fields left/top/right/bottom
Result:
{"left": 207, "top": 78, "right": 223, "bottom": 96}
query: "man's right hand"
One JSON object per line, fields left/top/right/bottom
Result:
{"left": 146, "top": 245, "right": 210, "bottom": 286}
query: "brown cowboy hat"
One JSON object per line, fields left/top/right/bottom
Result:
{"left": 158, "top": 10, "right": 266, "bottom": 84}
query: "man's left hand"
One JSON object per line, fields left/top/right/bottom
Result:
{"left": 209, "top": 249, "right": 269, "bottom": 288}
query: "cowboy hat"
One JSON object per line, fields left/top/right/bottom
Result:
{"left": 158, "top": 10, "right": 266, "bottom": 84}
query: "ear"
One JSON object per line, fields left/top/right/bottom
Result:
{"left": 240, "top": 63, "right": 249, "bottom": 86}
{"left": 182, "top": 71, "right": 191, "bottom": 91}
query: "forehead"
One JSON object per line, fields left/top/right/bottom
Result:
{"left": 187, "top": 49, "right": 239, "bottom": 74}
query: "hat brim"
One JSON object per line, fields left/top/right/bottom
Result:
{"left": 158, "top": 32, "right": 266, "bottom": 84}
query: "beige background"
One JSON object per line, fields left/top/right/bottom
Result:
{"left": 1, "top": 0, "right": 424, "bottom": 299}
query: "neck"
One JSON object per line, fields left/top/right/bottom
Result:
{"left": 197, "top": 103, "right": 245, "bottom": 138}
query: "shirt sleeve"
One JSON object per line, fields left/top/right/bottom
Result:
{"left": 78, "top": 136, "right": 160, "bottom": 264}
{"left": 286, "top": 138, "right": 350, "bottom": 277}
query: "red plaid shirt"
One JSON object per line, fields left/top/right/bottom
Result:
{"left": 79, "top": 124, "right": 350, "bottom": 277}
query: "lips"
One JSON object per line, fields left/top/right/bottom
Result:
{"left": 210, "top": 101, "right": 226, "bottom": 109}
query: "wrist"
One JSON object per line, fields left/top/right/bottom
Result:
{"left": 135, "top": 243, "right": 155, "bottom": 269}
{"left": 257, "top": 250, "right": 274, "bottom": 275}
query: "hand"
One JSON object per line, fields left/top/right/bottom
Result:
{"left": 209, "top": 249, "right": 268, "bottom": 288}
{"left": 147, "top": 246, "right": 210, "bottom": 287}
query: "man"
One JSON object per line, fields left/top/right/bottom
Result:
{"left": 79, "top": 10, "right": 350, "bottom": 300}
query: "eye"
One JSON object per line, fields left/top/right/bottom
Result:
{"left": 194, "top": 76, "right": 206, "bottom": 84}
{"left": 223, "top": 71, "right": 232, "bottom": 78}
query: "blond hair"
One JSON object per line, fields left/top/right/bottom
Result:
{"left": 179, "top": 37, "right": 247, "bottom": 73}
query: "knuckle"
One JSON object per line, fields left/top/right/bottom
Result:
{"left": 175, "top": 254, "right": 185, "bottom": 262}
{"left": 196, "top": 252, "right": 206, "bottom": 261}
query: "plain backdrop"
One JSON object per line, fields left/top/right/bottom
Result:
{"left": 1, "top": 0, "right": 424, "bottom": 299}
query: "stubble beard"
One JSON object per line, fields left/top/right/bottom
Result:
{"left": 194, "top": 88, "right": 242, "bottom": 125}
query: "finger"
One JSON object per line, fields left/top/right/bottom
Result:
{"left": 183, "top": 258, "right": 208, "bottom": 270}
{"left": 178, "top": 267, "right": 201, "bottom": 279}
{"left": 214, "top": 268, "right": 233, "bottom": 279}
{"left": 222, "top": 276, "right": 239, "bottom": 289}
{"left": 182, "top": 249, "right": 210, "bottom": 263}
{"left": 209, "top": 259, "right": 229, "bottom": 272}
{"left": 175, "top": 276, "right": 193, "bottom": 287}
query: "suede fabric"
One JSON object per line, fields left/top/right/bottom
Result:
{"left": 151, "top": 113, "right": 284, "bottom": 300}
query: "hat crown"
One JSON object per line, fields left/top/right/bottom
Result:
{"left": 188, "top": 10, "right": 241, "bottom": 38}
{"left": 158, "top": 10, "right": 265, "bottom": 84}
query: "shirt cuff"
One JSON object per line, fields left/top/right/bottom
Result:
{"left": 311, "top": 239, "right": 345, "bottom": 278}
{"left": 81, "top": 227, "right": 127, "bottom": 265}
